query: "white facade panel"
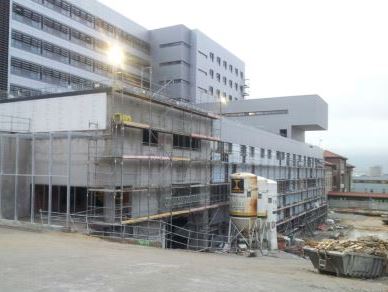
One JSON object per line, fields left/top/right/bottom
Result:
{"left": 0, "top": 92, "right": 107, "bottom": 132}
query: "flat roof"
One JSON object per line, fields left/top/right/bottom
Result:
{"left": 2, "top": 87, "right": 218, "bottom": 120}
{"left": 328, "top": 191, "right": 388, "bottom": 199}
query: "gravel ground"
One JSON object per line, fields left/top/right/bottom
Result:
{"left": 0, "top": 227, "right": 387, "bottom": 292}
{"left": 330, "top": 212, "right": 388, "bottom": 240}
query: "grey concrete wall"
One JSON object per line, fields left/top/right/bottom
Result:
{"left": 150, "top": 25, "right": 245, "bottom": 103}
{"left": 199, "top": 94, "right": 328, "bottom": 142}
{"left": 328, "top": 198, "right": 388, "bottom": 211}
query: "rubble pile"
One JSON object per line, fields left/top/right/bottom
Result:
{"left": 307, "top": 236, "right": 388, "bottom": 258}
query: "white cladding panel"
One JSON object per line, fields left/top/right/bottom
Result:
{"left": 0, "top": 93, "right": 107, "bottom": 132}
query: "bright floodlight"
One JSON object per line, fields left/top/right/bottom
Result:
{"left": 220, "top": 96, "right": 227, "bottom": 104}
{"left": 107, "top": 45, "right": 124, "bottom": 66}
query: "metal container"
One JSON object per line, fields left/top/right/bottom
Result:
{"left": 304, "top": 247, "right": 387, "bottom": 278}
{"left": 230, "top": 173, "right": 258, "bottom": 236}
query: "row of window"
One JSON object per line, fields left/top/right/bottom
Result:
{"left": 208, "top": 52, "right": 243, "bottom": 79}
{"left": 208, "top": 69, "right": 244, "bottom": 92}
{"left": 216, "top": 141, "right": 321, "bottom": 168}
{"left": 142, "top": 129, "right": 201, "bottom": 150}
{"left": 206, "top": 87, "right": 238, "bottom": 101}
{"left": 30, "top": 0, "right": 150, "bottom": 54}
{"left": 13, "top": 3, "right": 150, "bottom": 61}
{"left": 11, "top": 30, "right": 148, "bottom": 77}
{"left": 10, "top": 57, "right": 143, "bottom": 89}
{"left": 159, "top": 60, "right": 190, "bottom": 67}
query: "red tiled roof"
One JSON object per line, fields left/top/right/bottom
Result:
{"left": 328, "top": 191, "right": 388, "bottom": 199}
{"left": 324, "top": 150, "right": 347, "bottom": 160}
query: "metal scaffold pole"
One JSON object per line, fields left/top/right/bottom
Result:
{"left": 48, "top": 133, "right": 53, "bottom": 225}
{"left": 30, "top": 134, "right": 35, "bottom": 223}
{"left": 66, "top": 132, "right": 72, "bottom": 228}
{"left": 14, "top": 135, "right": 19, "bottom": 221}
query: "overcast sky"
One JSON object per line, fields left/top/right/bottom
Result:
{"left": 100, "top": 0, "right": 388, "bottom": 173}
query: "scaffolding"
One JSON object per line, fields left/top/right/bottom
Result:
{"left": 0, "top": 80, "right": 327, "bottom": 251}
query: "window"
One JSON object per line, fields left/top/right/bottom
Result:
{"left": 216, "top": 57, "right": 221, "bottom": 65}
{"left": 95, "top": 18, "right": 115, "bottom": 36}
{"left": 216, "top": 89, "right": 220, "bottom": 97}
{"left": 198, "top": 50, "right": 207, "bottom": 58}
{"left": 43, "top": 17, "right": 69, "bottom": 39}
{"left": 209, "top": 86, "right": 214, "bottom": 95}
{"left": 240, "top": 145, "right": 247, "bottom": 157}
{"left": 142, "top": 129, "right": 158, "bottom": 146}
{"left": 95, "top": 39, "right": 108, "bottom": 53}
{"left": 223, "top": 92, "right": 226, "bottom": 97}
{"left": 70, "top": 52, "right": 93, "bottom": 71}
{"left": 10, "top": 84, "right": 40, "bottom": 98}
{"left": 229, "top": 64, "right": 233, "bottom": 72}
{"left": 12, "top": 31, "right": 41, "bottom": 54}
{"left": 11, "top": 58, "right": 40, "bottom": 80}
{"left": 229, "top": 80, "right": 233, "bottom": 88}
{"left": 44, "top": 0, "right": 70, "bottom": 16}
{"left": 268, "top": 149, "right": 272, "bottom": 159}
{"left": 235, "top": 68, "right": 238, "bottom": 76}
{"left": 210, "top": 52, "right": 214, "bottom": 61}
{"left": 42, "top": 67, "right": 69, "bottom": 86}
{"left": 94, "top": 61, "right": 112, "bottom": 76}
{"left": 235, "top": 82, "right": 238, "bottom": 91}
{"left": 159, "top": 41, "right": 190, "bottom": 48}
{"left": 173, "top": 134, "right": 200, "bottom": 150}
{"left": 240, "top": 72, "right": 244, "bottom": 79}
{"left": 71, "top": 6, "right": 94, "bottom": 27}
{"left": 223, "top": 60, "right": 227, "bottom": 69}
{"left": 13, "top": 4, "right": 42, "bottom": 28}
{"left": 222, "top": 76, "right": 227, "bottom": 84}
{"left": 228, "top": 95, "right": 232, "bottom": 101}
{"left": 71, "top": 29, "right": 93, "bottom": 48}
{"left": 250, "top": 146, "right": 255, "bottom": 157}
{"left": 216, "top": 73, "right": 220, "bottom": 82}
{"left": 160, "top": 60, "right": 190, "bottom": 67}
{"left": 198, "top": 69, "right": 207, "bottom": 76}
{"left": 260, "top": 148, "right": 265, "bottom": 158}
{"left": 280, "top": 129, "right": 287, "bottom": 137}
{"left": 43, "top": 42, "right": 69, "bottom": 63}
{"left": 209, "top": 69, "right": 214, "bottom": 78}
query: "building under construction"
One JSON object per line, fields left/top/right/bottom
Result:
{"left": 0, "top": 82, "right": 328, "bottom": 249}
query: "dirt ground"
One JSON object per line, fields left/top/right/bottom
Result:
{"left": 330, "top": 212, "right": 388, "bottom": 240}
{"left": 0, "top": 227, "right": 387, "bottom": 292}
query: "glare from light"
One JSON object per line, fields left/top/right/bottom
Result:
{"left": 106, "top": 45, "right": 124, "bottom": 67}
{"left": 220, "top": 96, "right": 227, "bottom": 104}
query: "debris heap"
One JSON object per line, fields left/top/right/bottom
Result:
{"left": 307, "top": 236, "right": 388, "bottom": 258}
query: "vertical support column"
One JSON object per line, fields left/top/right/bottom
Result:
{"left": 30, "top": 134, "right": 35, "bottom": 223}
{"left": 14, "top": 135, "right": 19, "bottom": 221}
{"left": 48, "top": 133, "right": 53, "bottom": 225}
{"left": 0, "top": 135, "right": 3, "bottom": 219}
{"left": 66, "top": 132, "right": 71, "bottom": 228}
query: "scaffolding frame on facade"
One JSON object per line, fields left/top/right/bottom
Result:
{"left": 0, "top": 78, "right": 327, "bottom": 250}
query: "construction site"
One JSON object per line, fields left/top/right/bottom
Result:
{"left": 0, "top": 80, "right": 327, "bottom": 252}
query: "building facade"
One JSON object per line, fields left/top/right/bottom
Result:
{"left": 199, "top": 94, "right": 328, "bottom": 142}
{"left": 150, "top": 25, "right": 246, "bottom": 103}
{"left": 324, "top": 150, "right": 353, "bottom": 192}
{"left": 1, "top": 0, "right": 246, "bottom": 104}
{"left": 0, "top": 87, "right": 327, "bottom": 239}
{"left": 352, "top": 175, "right": 388, "bottom": 193}
{"left": 2, "top": 0, "right": 151, "bottom": 98}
